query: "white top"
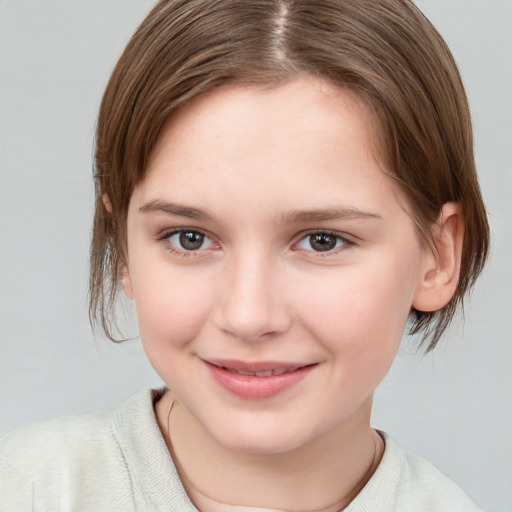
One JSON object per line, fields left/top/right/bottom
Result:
{"left": 0, "top": 389, "right": 483, "bottom": 512}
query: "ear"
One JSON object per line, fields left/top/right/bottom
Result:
{"left": 102, "top": 193, "right": 113, "bottom": 213}
{"left": 120, "top": 264, "right": 134, "bottom": 300}
{"left": 413, "top": 202, "right": 465, "bottom": 312}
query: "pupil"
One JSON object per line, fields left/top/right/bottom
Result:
{"left": 310, "top": 233, "right": 336, "bottom": 252}
{"left": 179, "top": 231, "right": 204, "bottom": 250}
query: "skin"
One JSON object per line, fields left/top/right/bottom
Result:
{"left": 120, "top": 77, "right": 463, "bottom": 510}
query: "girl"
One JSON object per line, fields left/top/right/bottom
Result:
{"left": 0, "top": 1, "right": 493, "bottom": 510}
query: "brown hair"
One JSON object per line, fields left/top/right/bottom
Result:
{"left": 90, "top": 0, "right": 489, "bottom": 351}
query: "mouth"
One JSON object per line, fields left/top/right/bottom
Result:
{"left": 206, "top": 360, "right": 313, "bottom": 376}
{"left": 203, "top": 359, "right": 317, "bottom": 399}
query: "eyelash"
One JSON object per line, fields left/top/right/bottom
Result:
{"left": 157, "top": 228, "right": 216, "bottom": 257}
{"left": 157, "top": 228, "right": 355, "bottom": 257}
{"left": 295, "top": 230, "right": 355, "bottom": 256}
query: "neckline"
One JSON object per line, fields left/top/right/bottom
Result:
{"left": 112, "top": 389, "right": 401, "bottom": 512}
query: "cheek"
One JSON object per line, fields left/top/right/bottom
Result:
{"left": 296, "top": 256, "right": 418, "bottom": 363}
{"left": 129, "top": 264, "right": 214, "bottom": 353}
{"left": 298, "top": 274, "right": 411, "bottom": 413}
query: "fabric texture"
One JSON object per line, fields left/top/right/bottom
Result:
{"left": 0, "top": 389, "right": 483, "bottom": 512}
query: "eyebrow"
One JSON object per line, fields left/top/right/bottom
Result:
{"left": 139, "top": 200, "right": 382, "bottom": 224}
{"left": 281, "top": 208, "right": 382, "bottom": 224}
{"left": 139, "top": 200, "right": 214, "bottom": 221}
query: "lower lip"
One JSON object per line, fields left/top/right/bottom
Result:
{"left": 204, "top": 362, "right": 315, "bottom": 400}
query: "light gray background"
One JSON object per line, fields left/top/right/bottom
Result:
{"left": 0, "top": 1, "right": 510, "bottom": 510}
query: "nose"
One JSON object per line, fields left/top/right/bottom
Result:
{"left": 214, "top": 252, "right": 292, "bottom": 342}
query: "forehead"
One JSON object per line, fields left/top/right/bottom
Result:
{"left": 155, "top": 78, "right": 382, "bottom": 157}
{"left": 134, "top": 77, "right": 403, "bottom": 220}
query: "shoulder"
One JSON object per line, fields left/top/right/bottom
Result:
{"left": 0, "top": 389, "right": 156, "bottom": 511}
{"left": 1, "top": 408, "right": 114, "bottom": 461}
{"left": 383, "top": 433, "right": 484, "bottom": 512}
{"left": 346, "top": 432, "right": 484, "bottom": 512}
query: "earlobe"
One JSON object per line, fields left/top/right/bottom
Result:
{"left": 121, "top": 265, "right": 134, "bottom": 300}
{"left": 413, "top": 202, "right": 465, "bottom": 312}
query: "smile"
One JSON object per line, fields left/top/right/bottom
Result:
{"left": 216, "top": 365, "right": 302, "bottom": 377}
{"left": 203, "top": 359, "right": 317, "bottom": 400}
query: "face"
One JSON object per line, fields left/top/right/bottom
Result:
{"left": 123, "top": 77, "right": 430, "bottom": 454}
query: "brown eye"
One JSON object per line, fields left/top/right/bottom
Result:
{"left": 163, "top": 229, "right": 215, "bottom": 255}
{"left": 297, "top": 232, "right": 348, "bottom": 253}
{"left": 179, "top": 231, "right": 205, "bottom": 250}
{"left": 309, "top": 233, "right": 338, "bottom": 252}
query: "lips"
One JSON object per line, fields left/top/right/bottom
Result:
{"left": 203, "top": 359, "right": 316, "bottom": 399}
{"left": 212, "top": 363, "right": 303, "bottom": 377}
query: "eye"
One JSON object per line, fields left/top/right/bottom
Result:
{"left": 166, "top": 229, "right": 215, "bottom": 252}
{"left": 296, "top": 232, "right": 349, "bottom": 253}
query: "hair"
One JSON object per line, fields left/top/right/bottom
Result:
{"left": 90, "top": 0, "right": 489, "bottom": 352}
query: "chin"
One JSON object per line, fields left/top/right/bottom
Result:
{"left": 223, "top": 436, "right": 302, "bottom": 456}
{"left": 210, "top": 419, "right": 317, "bottom": 456}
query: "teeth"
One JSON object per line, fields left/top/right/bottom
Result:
{"left": 273, "top": 367, "right": 297, "bottom": 376}
{"left": 224, "top": 367, "right": 299, "bottom": 377}
{"left": 234, "top": 369, "right": 257, "bottom": 376}
{"left": 255, "top": 370, "right": 273, "bottom": 377}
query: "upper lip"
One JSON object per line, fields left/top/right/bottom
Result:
{"left": 204, "top": 359, "right": 314, "bottom": 374}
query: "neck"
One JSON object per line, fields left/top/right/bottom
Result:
{"left": 156, "top": 392, "right": 383, "bottom": 511}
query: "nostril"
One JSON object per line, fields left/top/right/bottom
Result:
{"left": 214, "top": 261, "right": 292, "bottom": 341}
{"left": 215, "top": 301, "right": 292, "bottom": 342}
